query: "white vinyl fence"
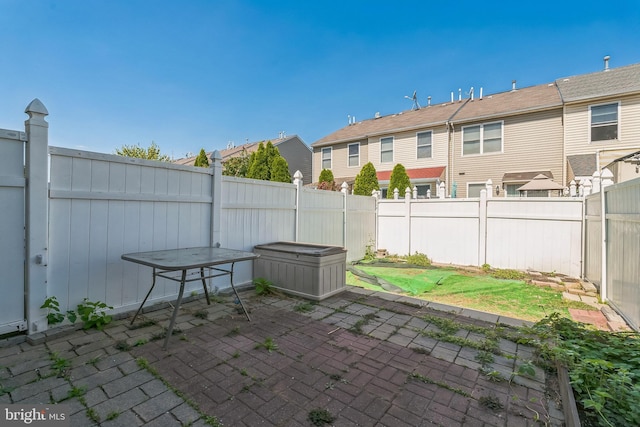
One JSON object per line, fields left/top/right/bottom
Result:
{"left": 378, "top": 192, "right": 584, "bottom": 277}
{"left": 605, "top": 178, "right": 640, "bottom": 330}
{"left": 2, "top": 99, "right": 638, "bottom": 336}
{"left": 1, "top": 99, "right": 377, "bottom": 335}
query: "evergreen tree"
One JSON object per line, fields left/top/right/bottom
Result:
{"left": 193, "top": 148, "right": 209, "bottom": 167}
{"left": 114, "top": 141, "right": 170, "bottom": 161}
{"left": 246, "top": 142, "right": 269, "bottom": 180}
{"left": 387, "top": 164, "right": 411, "bottom": 198}
{"left": 246, "top": 141, "right": 291, "bottom": 182}
{"left": 353, "top": 162, "right": 380, "bottom": 196}
{"left": 270, "top": 156, "right": 291, "bottom": 183}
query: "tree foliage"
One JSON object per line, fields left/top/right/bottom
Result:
{"left": 193, "top": 148, "right": 209, "bottom": 167}
{"left": 246, "top": 141, "right": 291, "bottom": 182}
{"left": 270, "top": 156, "right": 292, "bottom": 183}
{"left": 114, "top": 141, "right": 170, "bottom": 161}
{"left": 353, "top": 162, "right": 380, "bottom": 196}
{"left": 223, "top": 148, "right": 251, "bottom": 177}
{"left": 317, "top": 169, "right": 336, "bottom": 191}
{"left": 387, "top": 164, "right": 411, "bottom": 198}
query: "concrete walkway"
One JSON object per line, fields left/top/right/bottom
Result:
{"left": 0, "top": 287, "right": 565, "bottom": 426}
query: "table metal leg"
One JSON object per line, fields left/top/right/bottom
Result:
{"left": 200, "top": 267, "right": 211, "bottom": 305}
{"left": 131, "top": 267, "right": 157, "bottom": 325}
{"left": 229, "top": 262, "right": 251, "bottom": 321}
{"left": 164, "top": 269, "right": 187, "bottom": 350}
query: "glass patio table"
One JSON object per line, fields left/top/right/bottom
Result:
{"left": 122, "top": 247, "right": 258, "bottom": 349}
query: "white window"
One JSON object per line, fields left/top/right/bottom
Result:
{"left": 462, "top": 122, "right": 503, "bottom": 156}
{"left": 417, "top": 131, "right": 432, "bottom": 159}
{"left": 380, "top": 137, "right": 393, "bottom": 163}
{"left": 467, "top": 183, "right": 486, "bottom": 198}
{"left": 321, "top": 147, "right": 332, "bottom": 169}
{"left": 590, "top": 102, "right": 619, "bottom": 142}
{"left": 348, "top": 143, "right": 360, "bottom": 167}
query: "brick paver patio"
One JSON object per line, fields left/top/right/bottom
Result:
{"left": 0, "top": 287, "right": 565, "bottom": 426}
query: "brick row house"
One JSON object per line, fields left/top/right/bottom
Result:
{"left": 311, "top": 59, "right": 640, "bottom": 198}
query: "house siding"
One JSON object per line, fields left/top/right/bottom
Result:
{"left": 277, "top": 137, "right": 313, "bottom": 184}
{"left": 452, "top": 108, "right": 564, "bottom": 197}
{"left": 313, "top": 127, "right": 448, "bottom": 183}
{"left": 564, "top": 93, "right": 640, "bottom": 168}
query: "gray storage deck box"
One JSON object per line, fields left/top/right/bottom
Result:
{"left": 253, "top": 242, "right": 347, "bottom": 300}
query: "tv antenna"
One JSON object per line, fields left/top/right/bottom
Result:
{"left": 404, "top": 90, "right": 420, "bottom": 110}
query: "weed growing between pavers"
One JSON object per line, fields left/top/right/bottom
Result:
{"left": 293, "top": 301, "right": 316, "bottom": 313}
{"left": 114, "top": 340, "right": 132, "bottom": 351}
{"left": 408, "top": 372, "right": 471, "bottom": 397}
{"left": 307, "top": 408, "right": 335, "bottom": 426}
{"left": 479, "top": 394, "right": 504, "bottom": 411}
{"left": 106, "top": 411, "right": 119, "bottom": 421}
{"left": 193, "top": 309, "right": 209, "bottom": 319}
{"left": 350, "top": 312, "right": 378, "bottom": 334}
{"left": 50, "top": 352, "right": 71, "bottom": 378}
{"left": 254, "top": 337, "right": 278, "bottom": 353}
{"left": 128, "top": 317, "right": 158, "bottom": 330}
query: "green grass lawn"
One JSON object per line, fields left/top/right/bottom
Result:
{"left": 347, "top": 265, "right": 596, "bottom": 322}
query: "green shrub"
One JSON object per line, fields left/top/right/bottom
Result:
{"left": 404, "top": 252, "right": 431, "bottom": 267}
{"left": 353, "top": 162, "right": 380, "bottom": 196}
{"left": 387, "top": 164, "right": 411, "bottom": 198}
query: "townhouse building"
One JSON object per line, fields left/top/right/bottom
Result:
{"left": 311, "top": 59, "right": 640, "bottom": 197}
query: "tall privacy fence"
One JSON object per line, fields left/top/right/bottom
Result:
{"left": 584, "top": 179, "right": 640, "bottom": 330}
{"left": 0, "top": 100, "right": 376, "bottom": 335}
{"left": 1, "top": 99, "right": 638, "bottom": 335}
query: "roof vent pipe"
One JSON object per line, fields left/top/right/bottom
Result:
{"left": 604, "top": 55, "right": 610, "bottom": 71}
{"left": 458, "top": 88, "right": 462, "bottom": 101}
{"left": 512, "top": 80, "right": 517, "bottom": 91}
{"left": 479, "top": 87, "right": 483, "bottom": 99}
{"left": 470, "top": 87, "right": 474, "bottom": 100}
{"left": 450, "top": 92, "right": 454, "bottom": 103}
{"left": 427, "top": 96, "right": 431, "bottom": 106}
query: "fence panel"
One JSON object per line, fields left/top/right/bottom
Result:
{"left": 377, "top": 200, "right": 408, "bottom": 256}
{"left": 220, "top": 177, "right": 296, "bottom": 285}
{"left": 486, "top": 199, "right": 583, "bottom": 277}
{"left": 0, "top": 129, "right": 27, "bottom": 333}
{"left": 345, "top": 194, "right": 377, "bottom": 262}
{"left": 48, "top": 147, "right": 213, "bottom": 315}
{"left": 584, "top": 193, "right": 602, "bottom": 285}
{"left": 298, "top": 188, "right": 344, "bottom": 246}
{"left": 409, "top": 199, "right": 480, "bottom": 266}
{"left": 605, "top": 178, "right": 640, "bottom": 330}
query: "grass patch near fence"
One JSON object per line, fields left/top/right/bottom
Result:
{"left": 347, "top": 266, "right": 595, "bottom": 322}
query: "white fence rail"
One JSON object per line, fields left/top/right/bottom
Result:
{"left": 378, "top": 193, "right": 584, "bottom": 277}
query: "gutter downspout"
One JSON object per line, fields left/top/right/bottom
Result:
{"left": 446, "top": 99, "right": 470, "bottom": 195}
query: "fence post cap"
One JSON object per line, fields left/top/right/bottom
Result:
{"left": 25, "top": 98, "right": 48, "bottom": 116}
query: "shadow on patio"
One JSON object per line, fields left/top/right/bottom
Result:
{"left": 0, "top": 287, "right": 565, "bottom": 426}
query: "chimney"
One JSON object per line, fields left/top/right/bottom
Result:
{"left": 450, "top": 92, "right": 454, "bottom": 103}
{"left": 458, "top": 88, "right": 462, "bottom": 101}
{"left": 479, "top": 87, "right": 483, "bottom": 99}
{"left": 604, "top": 55, "right": 610, "bottom": 71}
{"left": 511, "top": 80, "right": 517, "bottom": 91}
{"left": 470, "top": 87, "right": 474, "bottom": 100}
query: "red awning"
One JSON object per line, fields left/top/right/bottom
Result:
{"left": 377, "top": 166, "right": 445, "bottom": 181}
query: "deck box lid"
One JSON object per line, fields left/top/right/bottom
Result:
{"left": 254, "top": 241, "right": 346, "bottom": 256}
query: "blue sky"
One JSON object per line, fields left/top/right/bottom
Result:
{"left": 1, "top": 1, "right": 639, "bottom": 159}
